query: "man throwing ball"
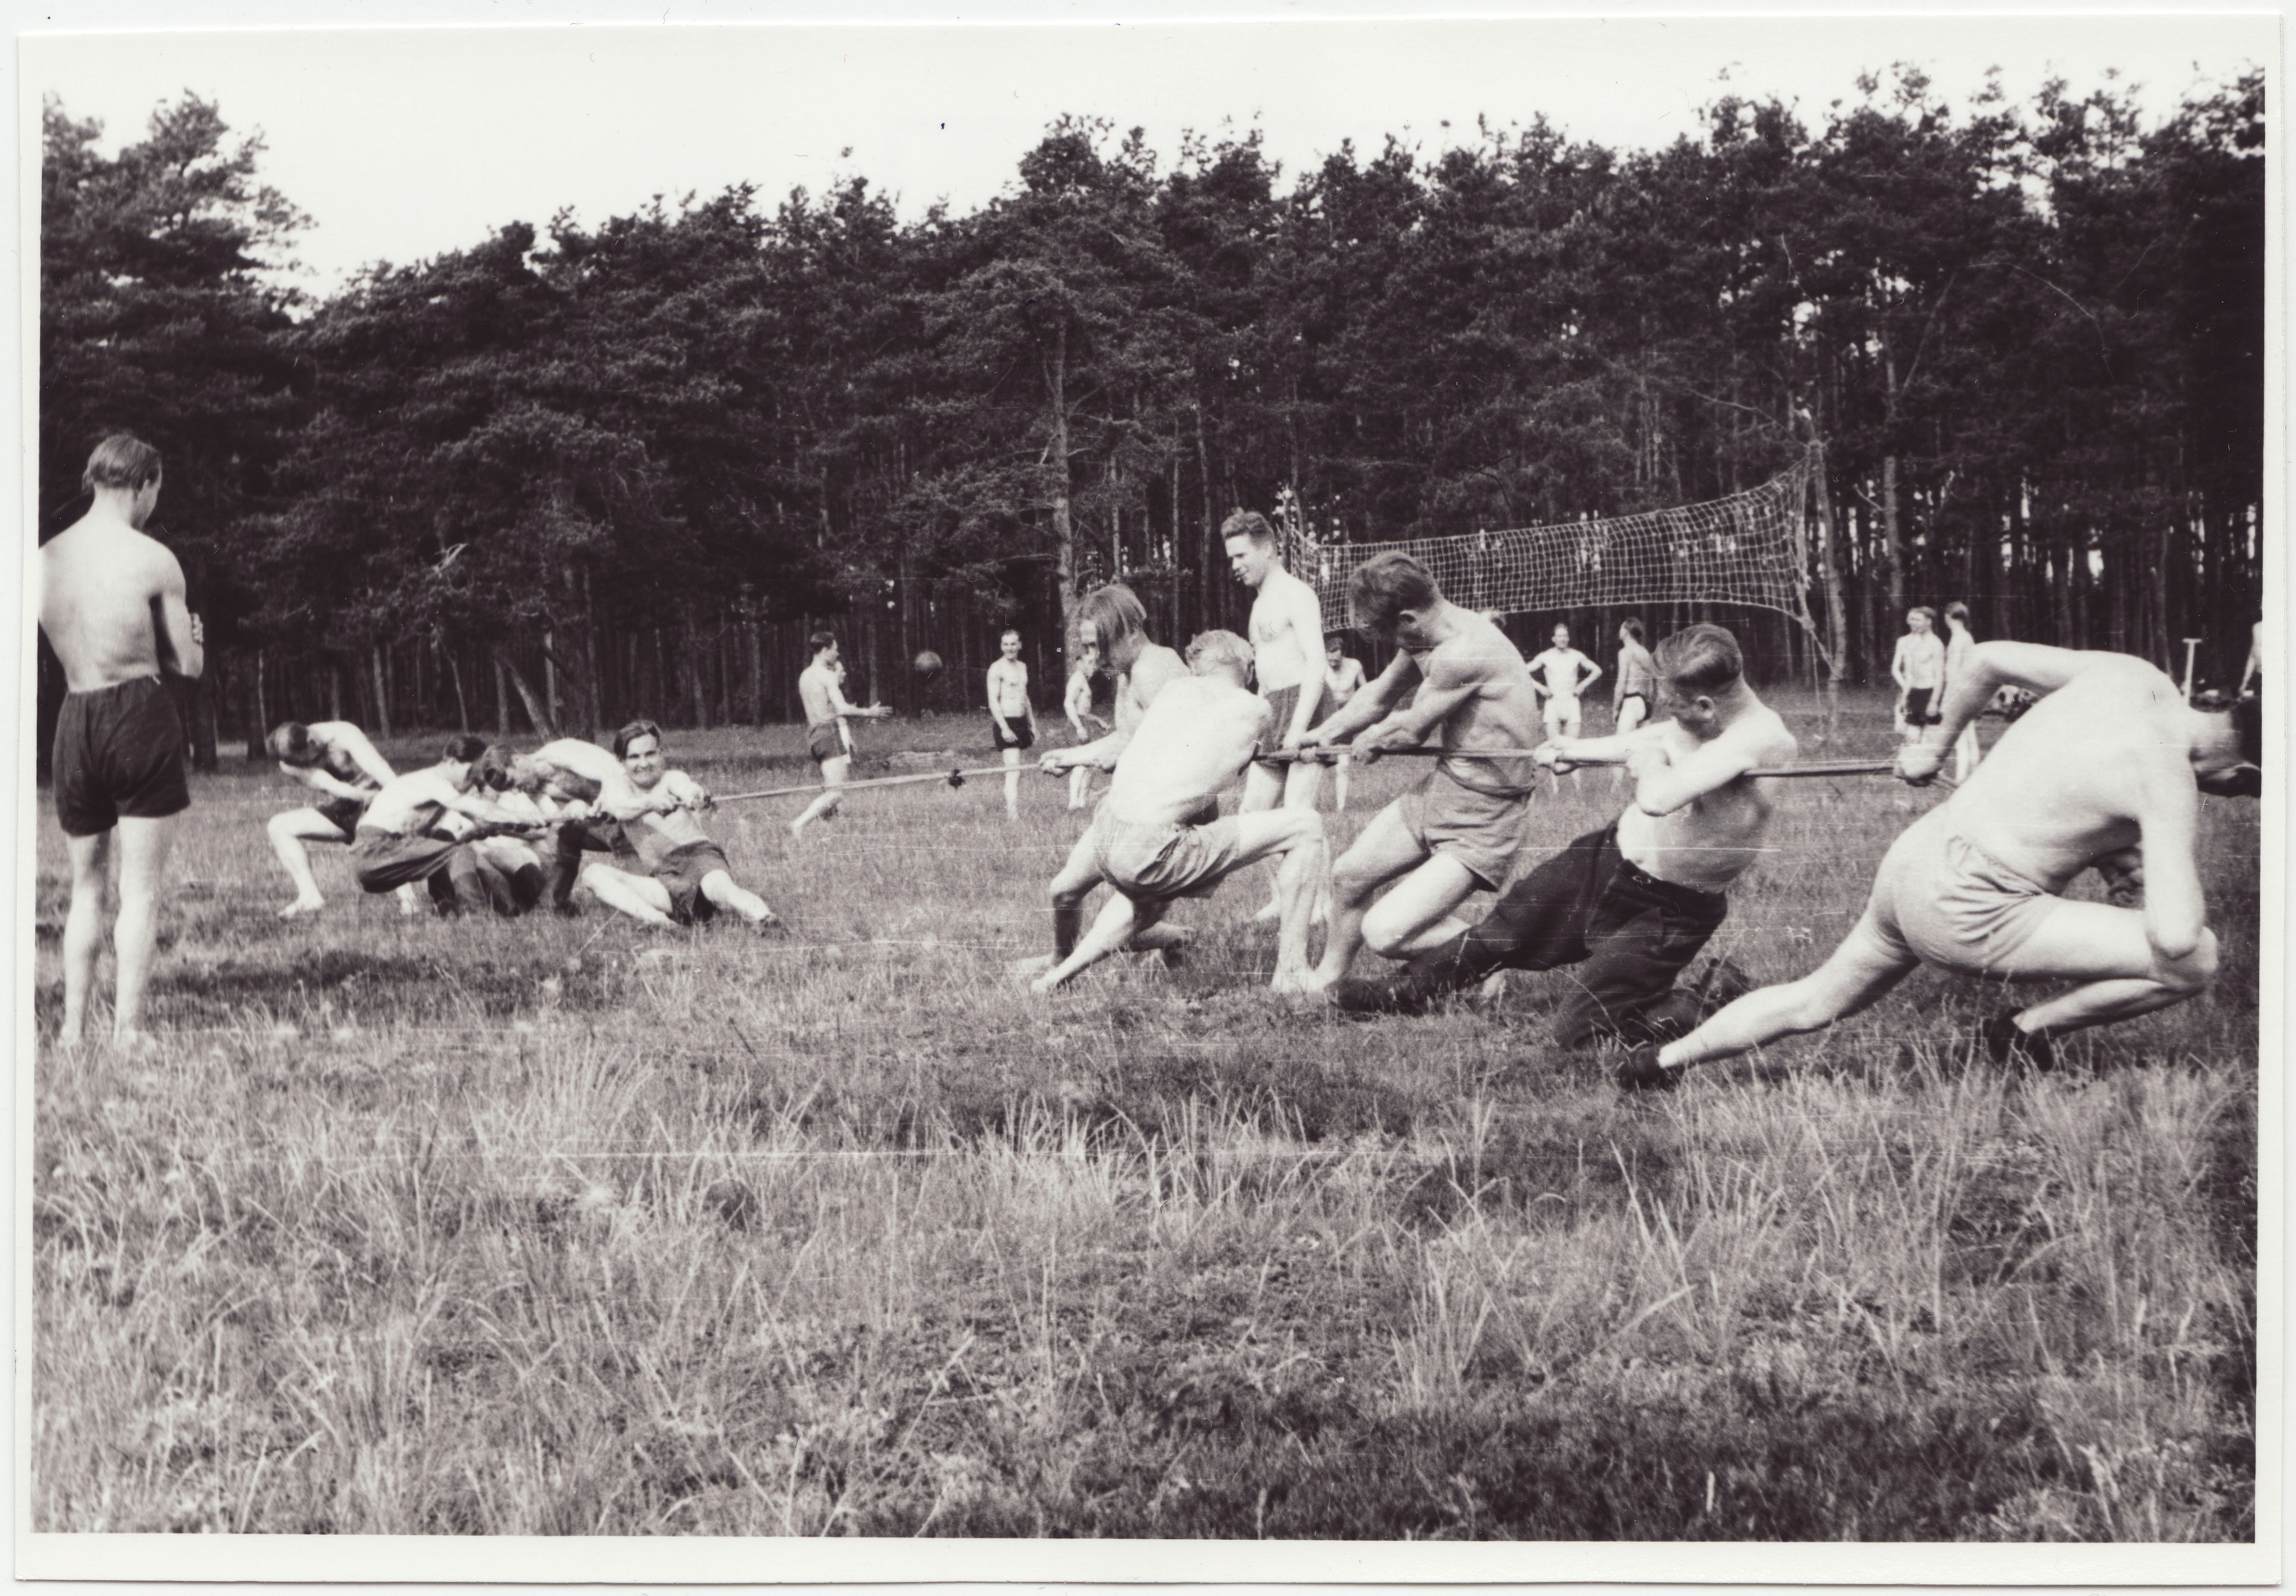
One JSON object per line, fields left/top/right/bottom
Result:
{"left": 1027, "top": 630, "right": 1327, "bottom": 993}
{"left": 1626, "top": 642, "right": 2258, "bottom": 1088}
{"left": 1301, "top": 553, "right": 1545, "bottom": 989}
{"left": 39, "top": 434, "right": 202, "bottom": 1049}
{"left": 790, "top": 632, "right": 891, "bottom": 841}
{"left": 1332, "top": 624, "right": 1791, "bottom": 1051}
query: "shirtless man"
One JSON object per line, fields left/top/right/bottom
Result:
{"left": 986, "top": 628, "right": 1037, "bottom": 822}
{"left": 1299, "top": 553, "right": 1545, "bottom": 989}
{"left": 572, "top": 719, "right": 784, "bottom": 932}
{"left": 350, "top": 736, "right": 538, "bottom": 914}
{"left": 1323, "top": 633, "right": 1368, "bottom": 811}
{"left": 1332, "top": 624, "right": 1792, "bottom": 1049}
{"left": 1061, "top": 637, "right": 1109, "bottom": 811}
{"left": 2237, "top": 617, "right": 2263, "bottom": 698}
{"left": 1528, "top": 622, "right": 1603, "bottom": 792}
{"left": 1026, "top": 583, "right": 1196, "bottom": 973}
{"left": 264, "top": 719, "right": 420, "bottom": 918}
{"left": 38, "top": 435, "right": 202, "bottom": 1047}
{"left": 790, "top": 632, "right": 891, "bottom": 841}
{"left": 1941, "top": 601, "right": 1983, "bottom": 784}
{"left": 1225, "top": 510, "right": 1331, "bottom": 918}
{"left": 1026, "top": 630, "right": 1327, "bottom": 993}
{"left": 1627, "top": 642, "right": 2258, "bottom": 1089}
{"left": 1611, "top": 617, "right": 1660, "bottom": 791}
{"left": 1891, "top": 606, "right": 1946, "bottom": 744}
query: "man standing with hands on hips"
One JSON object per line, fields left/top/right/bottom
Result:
{"left": 38, "top": 433, "right": 202, "bottom": 1051}
{"left": 1225, "top": 509, "right": 1329, "bottom": 921}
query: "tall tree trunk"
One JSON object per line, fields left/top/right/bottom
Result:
{"left": 328, "top": 656, "right": 345, "bottom": 722}
{"left": 442, "top": 640, "right": 470, "bottom": 732}
{"left": 582, "top": 569, "right": 606, "bottom": 738}
{"left": 1807, "top": 443, "right": 1849, "bottom": 687}
{"left": 493, "top": 644, "right": 556, "bottom": 738}
{"left": 247, "top": 648, "right": 268, "bottom": 764}
{"left": 370, "top": 646, "right": 392, "bottom": 739}
{"left": 1046, "top": 320, "right": 1076, "bottom": 653}
{"left": 493, "top": 654, "right": 512, "bottom": 734}
{"left": 542, "top": 629, "right": 561, "bottom": 730}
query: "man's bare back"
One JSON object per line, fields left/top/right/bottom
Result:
{"left": 40, "top": 513, "right": 198, "bottom": 692}
{"left": 1105, "top": 675, "right": 1271, "bottom": 826}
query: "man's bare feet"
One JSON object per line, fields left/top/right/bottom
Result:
{"left": 279, "top": 894, "right": 325, "bottom": 919}
{"left": 1010, "top": 953, "right": 1056, "bottom": 985}
{"left": 1252, "top": 898, "right": 1283, "bottom": 924}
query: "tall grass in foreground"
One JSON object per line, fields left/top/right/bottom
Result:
{"left": 30, "top": 691, "right": 2258, "bottom": 1537}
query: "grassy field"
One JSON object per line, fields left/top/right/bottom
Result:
{"left": 28, "top": 687, "right": 2258, "bottom": 1539}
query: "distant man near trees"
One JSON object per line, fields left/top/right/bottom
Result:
{"left": 1527, "top": 622, "right": 1602, "bottom": 791}
{"left": 1941, "top": 601, "right": 1983, "bottom": 784}
{"left": 571, "top": 720, "right": 785, "bottom": 933}
{"left": 790, "top": 632, "right": 891, "bottom": 841}
{"left": 1611, "top": 616, "right": 1659, "bottom": 790}
{"left": 1226, "top": 510, "right": 1331, "bottom": 919}
{"left": 1026, "top": 631, "right": 1327, "bottom": 994}
{"left": 1300, "top": 553, "right": 1544, "bottom": 990}
{"left": 1332, "top": 624, "right": 1789, "bottom": 1051}
{"left": 986, "top": 627, "right": 1038, "bottom": 823}
{"left": 1892, "top": 606, "right": 1946, "bottom": 744}
{"left": 1323, "top": 633, "right": 1368, "bottom": 811}
{"left": 1025, "top": 583, "right": 1195, "bottom": 975}
{"left": 350, "top": 736, "right": 536, "bottom": 914}
{"left": 265, "top": 719, "right": 422, "bottom": 919}
{"left": 1627, "top": 643, "right": 2259, "bottom": 1089}
{"left": 1061, "top": 636, "right": 1109, "bottom": 811}
{"left": 38, "top": 434, "right": 202, "bottom": 1048}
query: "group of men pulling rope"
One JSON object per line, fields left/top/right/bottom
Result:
{"left": 39, "top": 436, "right": 2265, "bottom": 1087}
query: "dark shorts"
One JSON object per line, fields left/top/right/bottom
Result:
{"left": 992, "top": 714, "right": 1035, "bottom": 751}
{"left": 315, "top": 793, "right": 371, "bottom": 838}
{"left": 654, "top": 839, "right": 733, "bottom": 924}
{"left": 52, "top": 677, "right": 190, "bottom": 837}
{"left": 1903, "top": 687, "right": 1939, "bottom": 725}
{"left": 807, "top": 723, "right": 843, "bottom": 765}
{"left": 1389, "top": 824, "right": 1729, "bottom": 1046}
{"left": 1617, "top": 692, "right": 1651, "bottom": 723}
{"left": 1252, "top": 680, "right": 1322, "bottom": 770}
{"left": 350, "top": 829, "right": 463, "bottom": 893}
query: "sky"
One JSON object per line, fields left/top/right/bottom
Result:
{"left": 19, "top": 8, "right": 2277, "bottom": 294}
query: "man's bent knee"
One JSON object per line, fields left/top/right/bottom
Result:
{"left": 2159, "top": 928, "right": 2220, "bottom": 996}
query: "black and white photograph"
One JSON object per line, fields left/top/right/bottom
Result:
{"left": 14, "top": 4, "right": 2280, "bottom": 1581}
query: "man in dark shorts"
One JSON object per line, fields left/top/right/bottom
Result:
{"left": 351, "top": 737, "right": 538, "bottom": 914}
{"left": 985, "top": 627, "right": 1038, "bottom": 822}
{"left": 570, "top": 719, "right": 785, "bottom": 931}
{"left": 264, "top": 719, "right": 422, "bottom": 918}
{"left": 790, "top": 632, "right": 892, "bottom": 841}
{"left": 38, "top": 433, "right": 202, "bottom": 1049}
{"left": 1331, "top": 624, "right": 1792, "bottom": 1049}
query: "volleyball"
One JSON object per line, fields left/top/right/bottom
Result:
{"left": 913, "top": 650, "right": 945, "bottom": 681}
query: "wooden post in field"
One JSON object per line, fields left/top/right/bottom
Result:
{"left": 2181, "top": 637, "right": 2202, "bottom": 700}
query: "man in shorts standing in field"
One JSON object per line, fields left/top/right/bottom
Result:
{"left": 264, "top": 719, "right": 422, "bottom": 918}
{"left": 1028, "top": 583, "right": 1196, "bottom": 972}
{"left": 350, "top": 736, "right": 537, "bottom": 914}
{"left": 1626, "top": 642, "right": 2258, "bottom": 1089}
{"left": 1941, "top": 601, "right": 1984, "bottom": 784}
{"left": 1299, "top": 553, "right": 1545, "bottom": 990}
{"left": 1225, "top": 510, "right": 1331, "bottom": 918}
{"left": 570, "top": 719, "right": 785, "bottom": 932}
{"left": 986, "top": 627, "right": 1037, "bottom": 822}
{"left": 1027, "top": 630, "right": 1327, "bottom": 993}
{"left": 790, "top": 632, "right": 891, "bottom": 841}
{"left": 1891, "top": 606, "right": 1946, "bottom": 744}
{"left": 1610, "top": 617, "right": 1659, "bottom": 790}
{"left": 1527, "top": 622, "right": 1602, "bottom": 792}
{"left": 1061, "top": 636, "right": 1108, "bottom": 811}
{"left": 1332, "top": 624, "right": 1791, "bottom": 1049}
{"left": 1323, "top": 632, "right": 1369, "bottom": 811}
{"left": 38, "top": 434, "right": 202, "bottom": 1048}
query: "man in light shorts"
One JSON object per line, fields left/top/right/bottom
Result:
{"left": 1226, "top": 510, "right": 1330, "bottom": 919}
{"left": 790, "top": 632, "right": 891, "bottom": 841}
{"left": 1891, "top": 606, "right": 1946, "bottom": 744}
{"left": 570, "top": 719, "right": 785, "bottom": 932}
{"left": 1627, "top": 642, "right": 2258, "bottom": 1088}
{"left": 1027, "top": 630, "right": 1327, "bottom": 993}
{"left": 986, "top": 627, "right": 1037, "bottom": 822}
{"left": 1323, "top": 633, "right": 1368, "bottom": 811}
{"left": 1298, "top": 553, "right": 1545, "bottom": 990}
{"left": 263, "top": 719, "right": 426, "bottom": 918}
{"left": 1941, "top": 601, "right": 1984, "bottom": 784}
{"left": 1527, "top": 622, "right": 1602, "bottom": 791}
{"left": 1061, "top": 637, "right": 1109, "bottom": 811}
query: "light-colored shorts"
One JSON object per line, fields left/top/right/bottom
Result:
{"left": 1866, "top": 812, "right": 2062, "bottom": 973}
{"left": 1543, "top": 696, "right": 1582, "bottom": 735}
{"left": 1091, "top": 806, "right": 1250, "bottom": 903}
{"left": 1395, "top": 770, "right": 1532, "bottom": 890}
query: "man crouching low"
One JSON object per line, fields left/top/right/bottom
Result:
{"left": 1030, "top": 630, "right": 1328, "bottom": 994}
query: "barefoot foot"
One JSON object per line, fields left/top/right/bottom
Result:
{"left": 279, "top": 894, "right": 326, "bottom": 919}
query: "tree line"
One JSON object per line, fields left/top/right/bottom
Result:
{"left": 38, "top": 65, "right": 2264, "bottom": 770}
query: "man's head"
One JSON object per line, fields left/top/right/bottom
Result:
{"left": 444, "top": 734, "right": 493, "bottom": 790}
{"left": 1654, "top": 623, "right": 1746, "bottom": 739}
{"left": 83, "top": 433, "right": 163, "bottom": 526}
{"left": 268, "top": 722, "right": 319, "bottom": 766}
{"left": 1620, "top": 617, "right": 1645, "bottom": 647}
{"left": 810, "top": 631, "right": 840, "bottom": 664}
{"left": 614, "top": 719, "right": 666, "bottom": 788}
{"left": 1079, "top": 583, "right": 1150, "bottom": 673}
{"left": 1000, "top": 628, "right": 1023, "bottom": 659}
{"left": 1944, "top": 601, "right": 1971, "bottom": 630}
{"left": 1222, "top": 510, "right": 1281, "bottom": 591}
{"left": 1347, "top": 553, "right": 1442, "bottom": 644}
{"left": 1551, "top": 622, "right": 1571, "bottom": 649}
{"left": 1906, "top": 606, "right": 1936, "bottom": 635}
{"left": 2196, "top": 693, "right": 2264, "bottom": 797}
{"left": 1184, "top": 628, "right": 1255, "bottom": 686}
{"left": 1325, "top": 632, "right": 1347, "bottom": 664}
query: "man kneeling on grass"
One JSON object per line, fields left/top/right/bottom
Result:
{"left": 1025, "top": 630, "right": 1328, "bottom": 994}
{"left": 1623, "top": 642, "right": 2259, "bottom": 1090}
{"left": 570, "top": 719, "right": 785, "bottom": 933}
{"left": 1331, "top": 622, "right": 1793, "bottom": 1051}
{"left": 350, "top": 735, "right": 541, "bottom": 914}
